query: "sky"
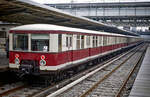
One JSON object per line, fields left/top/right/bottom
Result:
{"left": 31, "top": 0, "right": 150, "bottom": 4}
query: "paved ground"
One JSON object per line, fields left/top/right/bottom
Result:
{"left": 129, "top": 44, "right": 150, "bottom": 97}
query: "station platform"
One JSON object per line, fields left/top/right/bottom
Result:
{"left": 129, "top": 44, "right": 150, "bottom": 97}
{"left": 0, "top": 53, "right": 9, "bottom": 71}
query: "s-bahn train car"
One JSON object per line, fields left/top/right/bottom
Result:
{"left": 9, "top": 24, "right": 142, "bottom": 77}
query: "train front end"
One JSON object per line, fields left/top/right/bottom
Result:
{"left": 9, "top": 28, "right": 51, "bottom": 76}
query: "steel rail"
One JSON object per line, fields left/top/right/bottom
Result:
{"left": 80, "top": 45, "right": 143, "bottom": 97}
{"left": 0, "top": 84, "right": 27, "bottom": 96}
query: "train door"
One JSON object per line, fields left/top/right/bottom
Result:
{"left": 66, "top": 34, "right": 73, "bottom": 62}
{"left": 99, "top": 36, "right": 103, "bottom": 54}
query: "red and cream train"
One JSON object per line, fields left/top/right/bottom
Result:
{"left": 9, "top": 24, "right": 142, "bottom": 76}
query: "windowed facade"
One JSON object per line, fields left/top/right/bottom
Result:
{"left": 31, "top": 34, "right": 49, "bottom": 52}
{"left": 11, "top": 32, "right": 122, "bottom": 52}
{"left": 13, "top": 34, "right": 28, "bottom": 50}
{"left": 0, "top": 31, "right": 6, "bottom": 38}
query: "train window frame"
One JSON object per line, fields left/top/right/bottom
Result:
{"left": 13, "top": 33, "right": 28, "bottom": 51}
{"left": 31, "top": 34, "right": 49, "bottom": 52}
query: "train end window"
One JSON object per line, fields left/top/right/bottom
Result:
{"left": 13, "top": 34, "right": 28, "bottom": 51}
{"left": 31, "top": 34, "right": 49, "bottom": 52}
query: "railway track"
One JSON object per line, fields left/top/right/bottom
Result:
{"left": 46, "top": 44, "right": 147, "bottom": 97}
{"left": 80, "top": 46, "right": 146, "bottom": 97}
{"left": 0, "top": 44, "right": 146, "bottom": 97}
{"left": 0, "top": 82, "right": 25, "bottom": 96}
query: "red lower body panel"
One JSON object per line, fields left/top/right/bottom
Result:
{"left": 9, "top": 43, "right": 136, "bottom": 68}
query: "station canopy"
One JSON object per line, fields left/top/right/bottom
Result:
{"left": 0, "top": 0, "right": 138, "bottom": 36}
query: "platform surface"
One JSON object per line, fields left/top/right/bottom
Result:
{"left": 129, "top": 44, "right": 150, "bottom": 97}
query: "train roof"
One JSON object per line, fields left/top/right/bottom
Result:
{"left": 11, "top": 24, "right": 135, "bottom": 37}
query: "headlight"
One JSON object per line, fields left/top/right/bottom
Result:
{"left": 40, "top": 59, "right": 46, "bottom": 66}
{"left": 40, "top": 55, "right": 46, "bottom": 66}
{"left": 15, "top": 58, "right": 20, "bottom": 65}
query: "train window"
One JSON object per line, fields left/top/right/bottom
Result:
{"left": 96, "top": 36, "right": 98, "bottom": 47}
{"left": 58, "top": 34, "right": 62, "bottom": 52}
{"left": 92, "top": 36, "right": 98, "bottom": 47}
{"left": 103, "top": 36, "right": 107, "bottom": 46}
{"left": 81, "top": 35, "right": 84, "bottom": 49}
{"left": 31, "top": 34, "right": 49, "bottom": 52}
{"left": 112, "top": 37, "right": 115, "bottom": 45}
{"left": 86, "top": 36, "right": 90, "bottom": 47}
{"left": 13, "top": 34, "right": 28, "bottom": 51}
{"left": 70, "top": 36, "right": 72, "bottom": 47}
{"left": 92, "top": 36, "right": 95, "bottom": 47}
{"left": 76, "top": 35, "right": 80, "bottom": 49}
{"left": 99, "top": 36, "right": 102, "bottom": 46}
{"left": 108, "top": 37, "right": 112, "bottom": 45}
{"left": 66, "top": 34, "right": 72, "bottom": 48}
{"left": 66, "top": 36, "right": 69, "bottom": 47}
{"left": 115, "top": 37, "right": 118, "bottom": 44}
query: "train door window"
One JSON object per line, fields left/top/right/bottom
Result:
{"left": 13, "top": 34, "right": 28, "bottom": 51}
{"left": 103, "top": 36, "right": 105, "bottom": 46}
{"left": 99, "top": 36, "right": 102, "bottom": 46}
{"left": 31, "top": 34, "right": 49, "bottom": 52}
{"left": 92, "top": 36, "right": 95, "bottom": 47}
{"left": 69, "top": 35, "right": 72, "bottom": 47}
{"left": 58, "top": 34, "right": 62, "bottom": 52}
{"left": 112, "top": 37, "right": 115, "bottom": 45}
{"left": 109, "top": 37, "right": 112, "bottom": 45}
{"left": 103, "top": 36, "right": 107, "bottom": 46}
{"left": 76, "top": 35, "right": 80, "bottom": 49}
{"left": 117, "top": 37, "right": 119, "bottom": 44}
{"left": 66, "top": 36, "right": 69, "bottom": 47}
{"left": 101, "top": 36, "right": 103, "bottom": 46}
{"left": 108, "top": 37, "right": 110, "bottom": 45}
{"left": 86, "top": 35, "right": 90, "bottom": 48}
{"left": 81, "top": 35, "right": 84, "bottom": 49}
{"left": 95, "top": 36, "right": 98, "bottom": 47}
{"left": 66, "top": 34, "right": 72, "bottom": 48}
